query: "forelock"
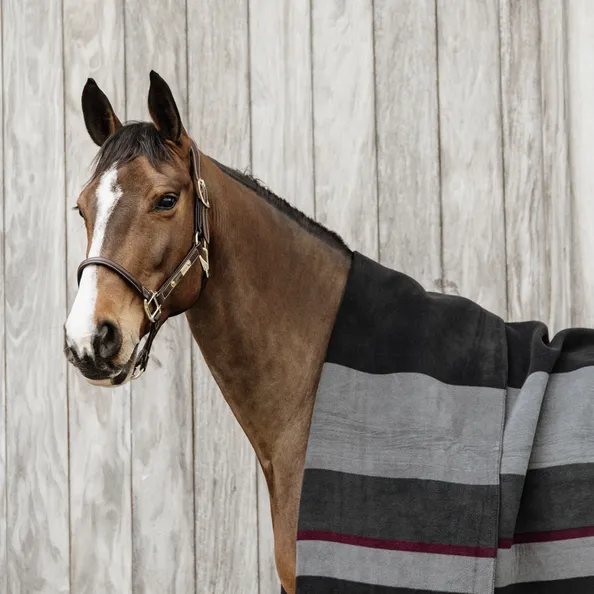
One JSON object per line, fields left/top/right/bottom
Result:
{"left": 92, "top": 122, "right": 173, "bottom": 178}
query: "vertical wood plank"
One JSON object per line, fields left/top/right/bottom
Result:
{"left": 249, "top": 1, "right": 313, "bottom": 590}
{"left": 250, "top": 0, "right": 314, "bottom": 215}
{"left": 499, "top": 0, "right": 546, "bottom": 322}
{"left": 124, "top": 2, "right": 195, "bottom": 592}
{"left": 374, "top": 0, "right": 441, "bottom": 288}
{"left": 312, "top": 0, "right": 378, "bottom": 258}
{"left": 0, "top": 2, "right": 5, "bottom": 588}
{"left": 539, "top": 0, "right": 571, "bottom": 334}
{"left": 187, "top": 1, "right": 259, "bottom": 592}
{"left": 437, "top": 0, "right": 507, "bottom": 316}
{"left": 3, "top": 0, "right": 69, "bottom": 590}
{"left": 567, "top": 0, "right": 594, "bottom": 328}
{"left": 63, "top": 2, "right": 133, "bottom": 592}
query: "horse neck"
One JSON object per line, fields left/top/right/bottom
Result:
{"left": 185, "top": 156, "right": 351, "bottom": 469}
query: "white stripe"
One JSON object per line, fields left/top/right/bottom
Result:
{"left": 305, "top": 363, "right": 504, "bottom": 485}
{"left": 65, "top": 167, "right": 122, "bottom": 358}
{"left": 496, "top": 536, "right": 594, "bottom": 587}
{"left": 297, "top": 540, "right": 494, "bottom": 593}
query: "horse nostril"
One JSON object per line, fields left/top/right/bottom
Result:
{"left": 94, "top": 320, "right": 122, "bottom": 361}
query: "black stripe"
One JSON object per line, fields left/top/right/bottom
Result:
{"left": 496, "top": 576, "right": 594, "bottom": 593}
{"left": 506, "top": 322, "right": 594, "bottom": 389}
{"left": 329, "top": 254, "right": 594, "bottom": 389}
{"left": 507, "top": 464, "right": 594, "bottom": 536}
{"left": 325, "top": 253, "right": 507, "bottom": 388}
{"left": 298, "top": 468, "right": 499, "bottom": 548}
{"left": 297, "top": 576, "right": 461, "bottom": 594}
{"left": 499, "top": 474, "right": 525, "bottom": 541}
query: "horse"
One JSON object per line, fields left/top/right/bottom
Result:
{"left": 64, "top": 72, "right": 594, "bottom": 593}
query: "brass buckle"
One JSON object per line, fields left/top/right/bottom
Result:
{"left": 198, "top": 244, "right": 210, "bottom": 278}
{"left": 143, "top": 292, "right": 162, "bottom": 323}
{"left": 131, "top": 363, "right": 145, "bottom": 380}
{"left": 197, "top": 178, "right": 209, "bottom": 207}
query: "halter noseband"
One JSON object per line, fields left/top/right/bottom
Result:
{"left": 76, "top": 142, "right": 211, "bottom": 380}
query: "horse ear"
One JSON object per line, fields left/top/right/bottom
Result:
{"left": 148, "top": 70, "right": 185, "bottom": 143}
{"left": 81, "top": 78, "right": 122, "bottom": 147}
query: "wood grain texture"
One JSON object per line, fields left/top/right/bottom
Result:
{"left": 124, "top": 2, "right": 196, "bottom": 592}
{"left": 3, "top": 0, "right": 69, "bottom": 591}
{"left": 437, "top": 0, "right": 507, "bottom": 316}
{"left": 568, "top": 1, "right": 594, "bottom": 328}
{"left": 63, "top": 2, "right": 133, "bottom": 592}
{"left": 540, "top": 0, "right": 571, "bottom": 334}
{"left": 311, "top": 0, "right": 378, "bottom": 257}
{"left": 374, "top": 0, "right": 441, "bottom": 289}
{"left": 187, "top": 1, "right": 259, "bottom": 592}
{"left": 249, "top": 1, "right": 313, "bottom": 590}
{"left": 250, "top": 0, "right": 314, "bottom": 215}
{"left": 0, "top": 4, "right": 5, "bottom": 590}
{"left": 500, "top": 0, "right": 546, "bottom": 322}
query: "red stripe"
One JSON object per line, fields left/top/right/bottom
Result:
{"left": 498, "top": 525, "right": 594, "bottom": 549}
{"left": 296, "top": 530, "right": 497, "bottom": 558}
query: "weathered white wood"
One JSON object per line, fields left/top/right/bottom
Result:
{"left": 63, "top": 2, "right": 133, "bottom": 592}
{"left": 0, "top": 4, "right": 5, "bottom": 590}
{"left": 124, "top": 2, "right": 196, "bottom": 593}
{"left": 539, "top": 0, "right": 571, "bottom": 334}
{"left": 3, "top": 0, "right": 69, "bottom": 590}
{"left": 249, "top": 1, "right": 313, "bottom": 590}
{"left": 568, "top": 1, "right": 594, "bottom": 328}
{"left": 311, "top": 0, "right": 378, "bottom": 257}
{"left": 500, "top": 0, "right": 546, "bottom": 323}
{"left": 437, "top": 0, "right": 507, "bottom": 316}
{"left": 250, "top": 0, "right": 314, "bottom": 216}
{"left": 187, "top": 1, "right": 259, "bottom": 592}
{"left": 374, "top": 0, "right": 441, "bottom": 289}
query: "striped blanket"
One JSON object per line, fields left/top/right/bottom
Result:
{"left": 295, "top": 252, "right": 594, "bottom": 593}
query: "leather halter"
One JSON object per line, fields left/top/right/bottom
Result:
{"left": 77, "top": 142, "right": 210, "bottom": 380}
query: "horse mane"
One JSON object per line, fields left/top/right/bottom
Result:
{"left": 210, "top": 159, "right": 350, "bottom": 254}
{"left": 92, "top": 122, "right": 351, "bottom": 255}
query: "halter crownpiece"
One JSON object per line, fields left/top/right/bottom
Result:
{"left": 76, "top": 141, "right": 211, "bottom": 379}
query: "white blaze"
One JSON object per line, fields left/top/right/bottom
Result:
{"left": 65, "top": 167, "right": 122, "bottom": 358}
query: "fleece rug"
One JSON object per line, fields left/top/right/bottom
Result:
{"left": 294, "top": 252, "right": 594, "bottom": 593}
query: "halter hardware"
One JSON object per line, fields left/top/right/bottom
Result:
{"left": 143, "top": 291, "right": 163, "bottom": 324}
{"left": 77, "top": 141, "right": 210, "bottom": 380}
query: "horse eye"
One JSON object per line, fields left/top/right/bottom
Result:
{"left": 155, "top": 194, "right": 178, "bottom": 211}
{"left": 73, "top": 205, "right": 84, "bottom": 219}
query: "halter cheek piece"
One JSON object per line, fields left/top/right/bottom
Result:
{"left": 76, "top": 142, "right": 210, "bottom": 380}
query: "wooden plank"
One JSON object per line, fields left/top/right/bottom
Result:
{"left": 187, "top": 1, "right": 259, "bottom": 592}
{"left": 499, "top": 0, "right": 546, "bottom": 322}
{"left": 250, "top": 0, "right": 314, "bottom": 215}
{"left": 437, "top": 0, "right": 507, "bottom": 316}
{"left": 374, "top": 0, "right": 441, "bottom": 289}
{"left": 249, "top": 1, "right": 312, "bottom": 590}
{"left": 0, "top": 4, "right": 5, "bottom": 590}
{"left": 540, "top": 0, "right": 571, "bottom": 333}
{"left": 311, "top": 0, "right": 378, "bottom": 258}
{"left": 3, "top": 0, "right": 69, "bottom": 590}
{"left": 124, "top": 1, "right": 195, "bottom": 592}
{"left": 62, "top": 2, "right": 133, "bottom": 592}
{"left": 568, "top": 1, "right": 594, "bottom": 328}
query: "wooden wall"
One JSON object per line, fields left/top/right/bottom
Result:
{"left": 0, "top": 1, "right": 591, "bottom": 592}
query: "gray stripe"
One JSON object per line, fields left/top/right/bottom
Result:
{"left": 297, "top": 540, "right": 495, "bottom": 593}
{"left": 306, "top": 363, "right": 505, "bottom": 485}
{"left": 299, "top": 469, "right": 499, "bottom": 548}
{"left": 501, "top": 372, "right": 549, "bottom": 475}
{"left": 495, "top": 537, "right": 594, "bottom": 588}
{"left": 528, "top": 366, "right": 594, "bottom": 469}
